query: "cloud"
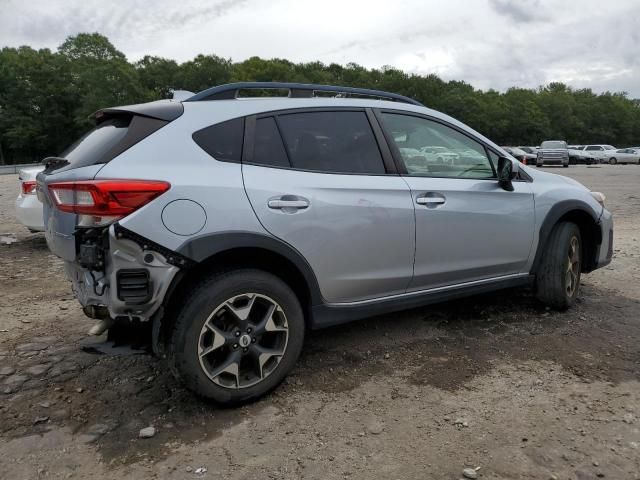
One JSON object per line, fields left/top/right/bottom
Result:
{"left": 1, "top": 0, "right": 639, "bottom": 97}
{"left": 488, "top": 0, "right": 549, "bottom": 23}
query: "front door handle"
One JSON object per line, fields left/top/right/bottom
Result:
{"left": 416, "top": 193, "right": 446, "bottom": 207}
{"left": 268, "top": 196, "right": 310, "bottom": 210}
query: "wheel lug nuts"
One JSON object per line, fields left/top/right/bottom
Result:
{"left": 242, "top": 347, "right": 248, "bottom": 353}
{"left": 235, "top": 331, "right": 240, "bottom": 337}
{"left": 233, "top": 343, "right": 238, "bottom": 349}
{"left": 251, "top": 338, "right": 256, "bottom": 343}
{"left": 246, "top": 327, "right": 252, "bottom": 333}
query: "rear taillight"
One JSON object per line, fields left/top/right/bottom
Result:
{"left": 48, "top": 180, "right": 170, "bottom": 226}
{"left": 21, "top": 181, "right": 37, "bottom": 195}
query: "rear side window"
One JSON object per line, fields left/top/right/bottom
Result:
{"left": 193, "top": 117, "right": 245, "bottom": 162}
{"left": 276, "top": 111, "right": 385, "bottom": 174}
{"left": 253, "top": 117, "right": 290, "bottom": 167}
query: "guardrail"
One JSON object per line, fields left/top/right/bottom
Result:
{"left": 0, "top": 163, "right": 41, "bottom": 175}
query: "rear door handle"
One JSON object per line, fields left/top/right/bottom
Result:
{"left": 416, "top": 193, "right": 446, "bottom": 207}
{"left": 268, "top": 196, "right": 310, "bottom": 210}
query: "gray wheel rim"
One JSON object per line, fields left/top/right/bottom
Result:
{"left": 198, "top": 293, "right": 289, "bottom": 389}
{"left": 566, "top": 236, "right": 580, "bottom": 296}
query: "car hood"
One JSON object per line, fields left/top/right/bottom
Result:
{"left": 521, "top": 165, "right": 590, "bottom": 191}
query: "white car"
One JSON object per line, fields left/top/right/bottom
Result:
{"left": 606, "top": 148, "right": 640, "bottom": 165}
{"left": 582, "top": 145, "right": 617, "bottom": 163}
{"left": 15, "top": 166, "right": 45, "bottom": 232}
{"left": 420, "top": 146, "right": 459, "bottom": 163}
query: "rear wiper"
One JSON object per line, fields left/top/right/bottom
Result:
{"left": 42, "top": 156, "right": 69, "bottom": 173}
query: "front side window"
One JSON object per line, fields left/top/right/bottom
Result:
{"left": 276, "top": 111, "right": 385, "bottom": 174}
{"left": 380, "top": 113, "right": 494, "bottom": 178}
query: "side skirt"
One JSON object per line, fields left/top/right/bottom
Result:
{"left": 310, "top": 274, "right": 534, "bottom": 329}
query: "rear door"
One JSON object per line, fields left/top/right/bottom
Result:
{"left": 377, "top": 111, "right": 535, "bottom": 291}
{"left": 242, "top": 109, "right": 415, "bottom": 303}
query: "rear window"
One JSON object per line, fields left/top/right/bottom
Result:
{"left": 61, "top": 117, "right": 131, "bottom": 166}
{"left": 277, "top": 111, "right": 385, "bottom": 174}
{"left": 541, "top": 141, "right": 567, "bottom": 149}
{"left": 253, "top": 117, "right": 290, "bottom": 168}
{"left": 51, "top": 114, "right": 169, "bottom": 173}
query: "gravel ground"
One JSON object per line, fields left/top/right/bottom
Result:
{"left": 0, "top": 165, "right": 639, "bottom": 480}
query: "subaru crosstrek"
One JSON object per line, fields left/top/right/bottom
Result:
{"left": 38, "top": 82, "right": 613, "bottom": 405}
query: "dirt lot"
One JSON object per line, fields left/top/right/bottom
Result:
{"left": 1, "top": 165, "right": 639, "bottom": 480}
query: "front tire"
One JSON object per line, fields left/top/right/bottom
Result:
{"left": 536, "top": 222, "right": 582, "bottom": 310}
{"left": 169, "top": 269, "right": 305, "bottom": 406}
{"left": 609, "top": 157, "right": 617, "bottom": 165}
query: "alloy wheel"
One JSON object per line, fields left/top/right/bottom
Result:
{"left": 198, "top": 293, "right": 289, "bottom": 389}
{"left": 565, "top": 235, "right": 581, "bottom": 296}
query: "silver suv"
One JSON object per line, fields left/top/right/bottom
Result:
{"left": 38, "top": 83, "right": 613, "bottom": 405}
{"left": 537, "top": 140, "right": 570, "bottom": 167}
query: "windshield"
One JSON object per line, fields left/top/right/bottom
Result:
{"left": 541, "top": 141, "right": 566, "bottom": 149}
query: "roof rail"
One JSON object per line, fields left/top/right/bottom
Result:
{"left": 184, "top": 82, "right": 424, "bottom": 106}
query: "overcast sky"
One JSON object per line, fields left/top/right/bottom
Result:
{"left": 1, "top": 0, "right": 639, "bottom": 97}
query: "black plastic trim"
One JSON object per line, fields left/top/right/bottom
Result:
{"left": 176, "top": 231, "right": 324, "bottom": 305}
{"left": 311, "top": 275, "right": 534, "bottom": 329}
{"left": 184, "top": 82, "right": 424, "bottom": 106}
{"left": 529, "top": 200, "right": 601, "bottom": 274}
{"left": 116, "top": 269, "right": 152, "bottom": 305}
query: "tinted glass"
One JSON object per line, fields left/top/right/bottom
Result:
{"left": 61, "top": 116, "right": 131, "bottom": 166}
{"left": 253, "top": 117, "right": 290, "bottom": 167}
{"left": 277, "top": 111, "right": 385, "bottom": 174}
{"left": 193, "top": 117, "right": 244, "bottom": 162}
{"left": 380, "top": 113, "right": 494, "bottom": 178}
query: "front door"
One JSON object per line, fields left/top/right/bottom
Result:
{"left": 377, "top": 111, "right": 535, "bottom": 291}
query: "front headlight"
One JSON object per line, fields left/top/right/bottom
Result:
{"left": 590, "top": 191, "right": 606, "bottom": 207}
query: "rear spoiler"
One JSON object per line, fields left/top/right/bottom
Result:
{"left": 92, "top": 100, "right": 184, "bottom": 124}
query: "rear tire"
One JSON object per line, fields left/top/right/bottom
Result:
{"left": 563, "top": 164, "right": 569, "bottom": 168}
{"left": 536, "top": 222, "right": 582, "bottom": 310}
{"left": 609, "top": 157, "right": 617, "bottom": 165}
{"left": 169, "top": 269, "right": 305, "bottom": 406}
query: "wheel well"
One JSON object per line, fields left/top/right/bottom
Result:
{"left": 155, "top": 247, "right": 314, "bottom": 351}
{"left": 555, "top": 210, "right": 602, "bottom": 273}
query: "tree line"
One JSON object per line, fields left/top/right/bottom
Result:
{"left": 1, "top": 33, "right": 639, "bottom": 164}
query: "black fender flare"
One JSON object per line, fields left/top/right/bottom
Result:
{"left": 176, "top": 231, "right": 324, "bottom": 305}
{"left": 530, "top": 200, "right": 601, "bottom": 274}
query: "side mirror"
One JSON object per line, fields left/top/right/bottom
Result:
{"left": 497, "top": 156, "right": 515, "bottom": 191}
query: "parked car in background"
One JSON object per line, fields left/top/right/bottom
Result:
{"left": 501, "top": 146, "right": 529, "bottom": 164}
{"left": 420, "top": 146, "right": 459, "bottom": 163}
{"left": 518, "top": 146, "right": 538, "bottom": 155}
{"left": 607, "top": 148, "right": 640, "bottom": 165}
{"left": 15, "top": 165, "right": 45, "bottom": 232}
{"left": 537, "top": 140, "right": 569, "bottom": 167}
{"left": 37, "top": 82, "right": 613, "bottom": 405}
{"left": 583, "top": 145, "right": 617, "bottom": 164}
{"left": 567, "top": 145, "right": 594, "bottom": 165}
